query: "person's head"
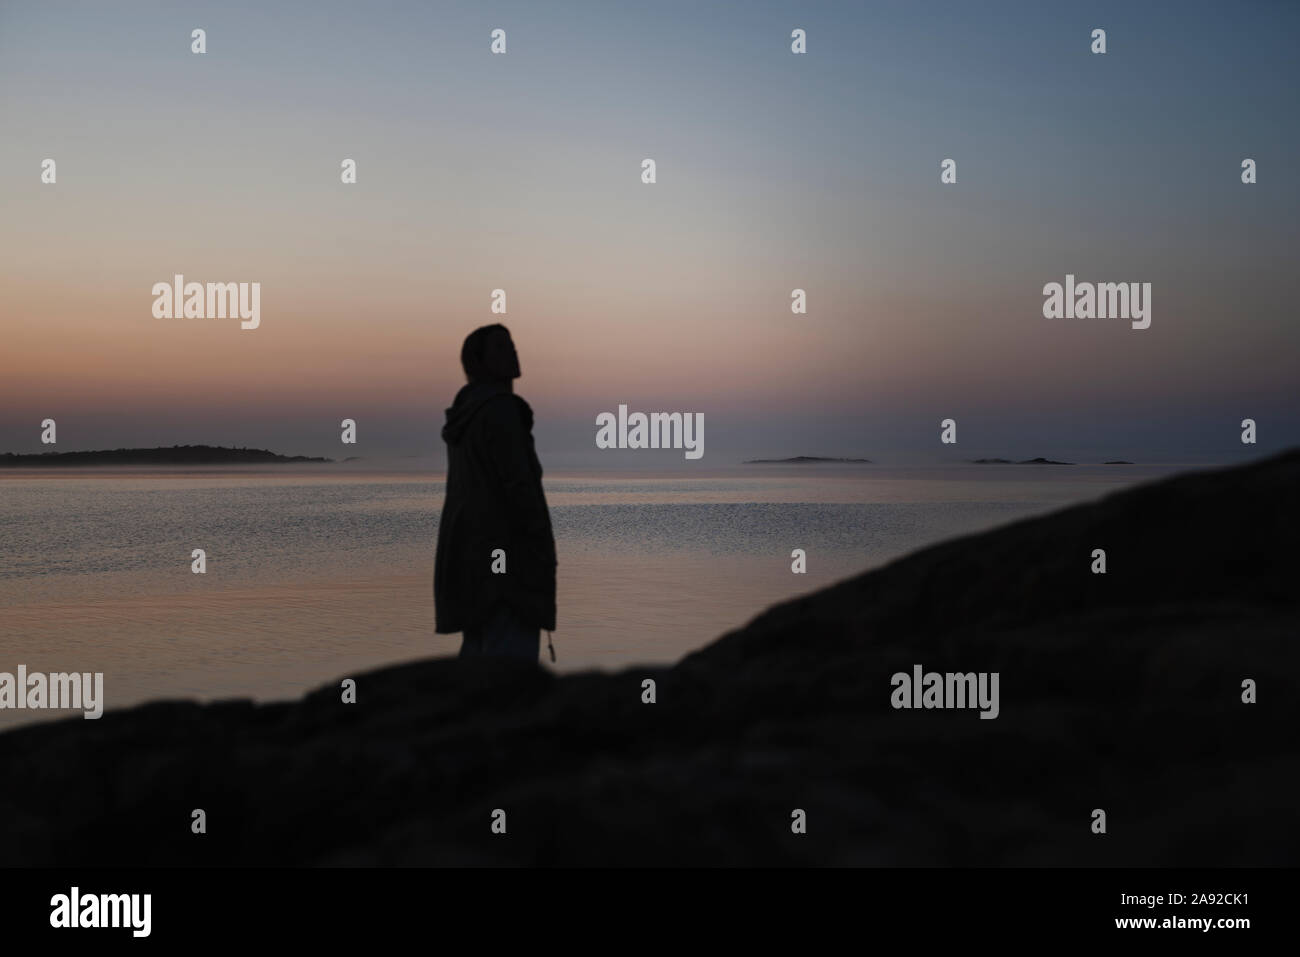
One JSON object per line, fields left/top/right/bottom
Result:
{"left": 460, "top": 323, "right": 520, "bottom": 383}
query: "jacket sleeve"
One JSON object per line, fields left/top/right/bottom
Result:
{"left": 480, "top": 397, "right": 551, "bottom": 541}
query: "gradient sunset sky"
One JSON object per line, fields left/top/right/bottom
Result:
{"left": 2, "top": 0, "right": 1297, "bottom": 467}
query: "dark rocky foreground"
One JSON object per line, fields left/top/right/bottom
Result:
{"left": 1, "top": 451, "right": 1297, "bottom": 866}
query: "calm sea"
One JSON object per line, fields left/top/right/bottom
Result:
{"left": 0, "top": 464, "right": 1189, "bottom": 729}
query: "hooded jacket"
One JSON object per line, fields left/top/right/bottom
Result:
{"left": 434, "top": 380, "right": 557, "bottom": 633}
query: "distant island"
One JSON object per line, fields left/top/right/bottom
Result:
{"left": 971, "top": 457, "right": 1074, "bottom": 465}
{"left": 0, "top": 445, "right": 332, "bottom": 466}
{"left": 970, "top": 457, "right": 1138, "bottom": 465}
{"left": 744, "top": 456, "right": 873, "bottom": 464}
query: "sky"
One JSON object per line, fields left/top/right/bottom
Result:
{"left": 1, "top": 0, "right": 1297, "bottom": 468}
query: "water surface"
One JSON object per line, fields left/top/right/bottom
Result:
{"left": 0, "top": 464, "right": 1188, "bottom": 729}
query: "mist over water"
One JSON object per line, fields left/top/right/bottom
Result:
{"left": 0, "top": 464, "right": 1188, "bottom": 729}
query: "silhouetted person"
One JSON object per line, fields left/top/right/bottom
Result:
{"left": 434, "top": 324, "right": 557, "bottom": 660}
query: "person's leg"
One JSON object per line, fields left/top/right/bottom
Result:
{"left": 458, "top": 627, "right": 483, "bottom": 657}
{"left": 479, "top": 605, "right": 539, "bottom": 661}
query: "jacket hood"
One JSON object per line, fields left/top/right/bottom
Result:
{"left": 441, "top": 380, "right": 519, "bottom": 445}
